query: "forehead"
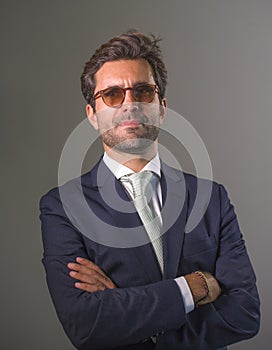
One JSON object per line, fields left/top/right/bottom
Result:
{"left": 94, "top": 59, "right": 155, "bottom": 89}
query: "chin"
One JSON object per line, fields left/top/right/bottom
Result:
{"left": 111, "top": 138, "right": 156, "bottom": 154}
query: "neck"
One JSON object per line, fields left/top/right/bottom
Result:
{"left": 104, "top": 143, "right": 157, "bottom": 172}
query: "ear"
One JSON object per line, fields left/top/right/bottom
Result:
{"left": 159, "top": 98, "right": 167, "bottom": 123}
{"left": 86, "top": 104, "right": 99, "bottom": 130}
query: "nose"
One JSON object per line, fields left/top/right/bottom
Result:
{"left": 121, "top": 88, "right": 139, "bottom": 112}
{"left": 123, "top": 88, "right": 135, "bottom": 103}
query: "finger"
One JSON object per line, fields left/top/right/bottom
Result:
{"left": 68, "top": 264, "right": 115, "bottom": 288}
{"left": 70, "top": 271, "right": 106, "bottom": 288}
{"left": 75, "top": 282, "right": 106, "bottom": 293}
{"left": 198, "top": 298, "right": 209, "bottom": 305}
{"left": 70, "top": 259, "right": 116, "bottom": 288}
{"left": 69, "top": 270, "right": 103, "bottom": 285}
{"left": 67, "top": 259, "right": 102, "bottom": 273}
{"left": 69, "top": 270, "right": 116, "bottom": 289}
{"left": 76, "top": 257, "right": 108, "bottom": 277}
{"left": 68, "top": 262, "right": 99, "bottom": 276}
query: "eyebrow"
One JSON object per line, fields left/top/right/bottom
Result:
{"left": 103, "top": 81, "right": 152, "bottom": 89}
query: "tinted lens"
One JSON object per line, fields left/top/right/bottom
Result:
{"left": 97, "top": 84, "right": 157, "bottom": 107}
{"left": 103, "top": 87, "right": 124, "bottom": 106}
{"left": 133, "top": 84, "right": 156, "bottom": 102}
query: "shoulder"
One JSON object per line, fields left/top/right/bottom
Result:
{"left": 162, "top": 161, "right": 224, "bottom": 192}
{"left": 161, "top": 161, "right": 230, "bottom": 210}
{"left": 165, "top": 166, "right": 234, "bottom": 234}
{"left": 39, "top": 159, "right": 103, "bottom": 212}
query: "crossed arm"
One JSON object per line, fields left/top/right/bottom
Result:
{"left": 67, "top": 257, "right": 221, "bottom": 306}
{"left": 40, "top": 184, "right": 260, "bottom": 349}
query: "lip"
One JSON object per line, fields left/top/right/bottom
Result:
{"left": 118, "top": 120, "right": 142, "bottom": 127}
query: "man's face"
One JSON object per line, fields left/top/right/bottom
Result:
{"left": 86, "top": 59, "right": 166, "bottom": 155}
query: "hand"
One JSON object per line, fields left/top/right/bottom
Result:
{"left": 197, "top": 272, "right": 221, "bottom": 305}
{"left": 184, "top": 271, "right": 221, "bottom": 306}
{"left": 67, "top": 257, "right": 116, "bottom": 292}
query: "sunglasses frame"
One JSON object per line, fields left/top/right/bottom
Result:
{"left": 94, "top": 83, "right": 159, "bottom": 107}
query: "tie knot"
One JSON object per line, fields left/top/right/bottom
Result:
{"left": 120, "top": 171, "right": 155, "bottom": 199}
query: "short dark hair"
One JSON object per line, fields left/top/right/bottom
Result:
{"left": 80, "top": 30, "right": 168, "bottom": 110}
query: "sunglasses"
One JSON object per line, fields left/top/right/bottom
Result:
{"left": 94, "top": 83, "right": 159, "bottom": 107}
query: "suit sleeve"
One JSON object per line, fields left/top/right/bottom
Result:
{"left": 172, "top": 184, "right": 261, "bottom": 349}
{"left": 40, "top": 188, "right": 186, "bottom": 350}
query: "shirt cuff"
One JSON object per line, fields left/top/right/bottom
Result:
{"left": 174, "top": 276, "right": 195, "bottom": 313}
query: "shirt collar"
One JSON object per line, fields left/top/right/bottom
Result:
{"left": 103, "top": 152, "right": 161, "bottom": 180}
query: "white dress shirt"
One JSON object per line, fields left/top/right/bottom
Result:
{"left": 103, "top": 152, "right": 194, "bottom": 313}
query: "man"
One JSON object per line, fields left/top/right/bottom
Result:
{"left": 40, "top": 31, "right": 260, "bottom": 350}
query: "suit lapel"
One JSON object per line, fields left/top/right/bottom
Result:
{"left": 160, "top": 162, "right": 188, "bottom": 279}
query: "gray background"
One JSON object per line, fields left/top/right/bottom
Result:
{"left": 1, "top": 0, "right": 271, "bottom": 349}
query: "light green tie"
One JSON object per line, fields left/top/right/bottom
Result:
{"left": 120, "top": 171, "right": 163, "bottom": 273}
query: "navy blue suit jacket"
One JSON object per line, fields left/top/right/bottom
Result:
{"left": 40, "top": 159, "right": 260, "bottom": 350}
